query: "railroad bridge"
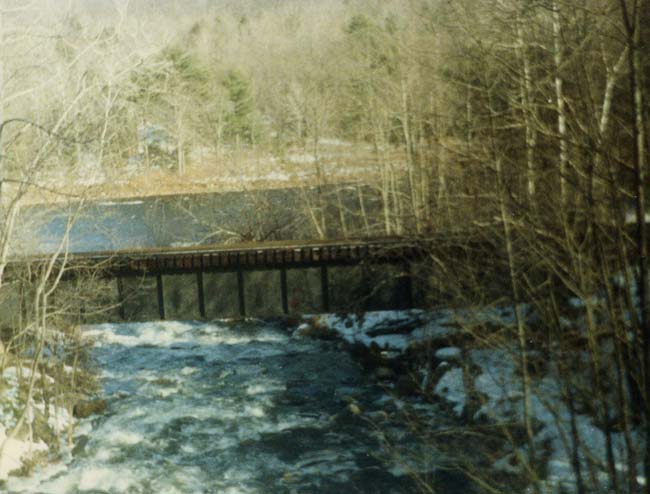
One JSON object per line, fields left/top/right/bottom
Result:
{"left": 11, "top": 237, "right": 438, "bottom": 320}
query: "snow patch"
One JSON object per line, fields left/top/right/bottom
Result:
{"left": 0, "top": 425, "right": 49, "bottom": 481}
{"left": 434, "top": 368, "right": 466, "bottom": 416}
{"left": 435, "top": 347, "right": 461, "bottom": 361}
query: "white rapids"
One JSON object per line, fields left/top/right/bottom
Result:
{"left": 6, "top": 320, "right": 427, "bottom": 494}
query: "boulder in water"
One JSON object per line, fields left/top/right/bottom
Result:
{"left": 73, "top": 399, "right": 107, "bottom": 419}
{"left": 395, "top": 374, "right": 419, "bottom": 396}
{"left": 347, "top": 342, "right": 385, "bottom": 371}
{"left": 375, "top": 367, "right": 396, "bottom": 380}
{"left": 294, "top": 321, "right": 340, "bottom": 340}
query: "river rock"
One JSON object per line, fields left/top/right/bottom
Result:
{"left": 73, "top": 399, "right": 108, "bottom": 419}
{"left": 365, "top": 316, "right": 424, "bottom": 337}
{"left": 434, "top": 347, "right": 461, "bottom": 363}
{"left": 375, "top": 367, "right": 396, "bottom": 380}
{"left": 72, "top": 435, "right": 90, "bottom": 456}
{"left": 347, "top": 342, "right": 384, "bottom": 371}
{"left": 395, "top": 374, "right": 419, "bottom": 396}
{"left": 294, "top": 322, "right": 339, "bottom": 341}
{"left": 335, "top": 401, "right": 364, "bottom": 424}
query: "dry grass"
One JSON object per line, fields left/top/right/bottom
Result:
{"left": 15, "top": 144, "right": 405, "bottom": 206}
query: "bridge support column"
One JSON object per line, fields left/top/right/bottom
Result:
{"left": 156, "top": 274, "right": 165, "bottom": 320}
{"left": 398, "top": 262, "right": 413, "bottom": 309}
{"left": 320, "top": 265, "right": 330, "bottom": 313}
{"left": 280, "top": 268, "right": 289, "bottom": 315}
{"left": 197, "top": 272, "right": 206, "bottom": 319}
{"left": 116, "top": 277, "right": 126, "bottom": 321}
{"left": 237, "top": 270, "right": 246, "bottom": 317}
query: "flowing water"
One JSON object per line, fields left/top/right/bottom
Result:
{"left": 6, "top": 189, "right": 449, "bottom": 492}
{"left": 6, "top": 319, "right": 440, "bottom": 494}
{"left": 16, "top": 186, "right": 384, "bottom": 255}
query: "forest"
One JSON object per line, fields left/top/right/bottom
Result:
{"left": 0, "top": 0, "right": 649, "bottom": 493}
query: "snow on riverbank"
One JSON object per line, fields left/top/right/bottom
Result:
{"left": 0, "top": 365, "right": 74, "bottom": 481}
{"left": 313, "top": 309, "right": 646, "bottom": 493}
{"left": 469, "top": 348, "right": 644, "bottom": 492}
{"left": 304, "top": 307, "right": 515, "bottom": 350}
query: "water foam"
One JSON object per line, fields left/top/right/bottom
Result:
{"left": 7, "top": 319, "right": 420, "bottom": 493}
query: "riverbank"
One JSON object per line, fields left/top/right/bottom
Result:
{"left": 302, "top": 309, "right": 646, "bottom": 493}
{"left": 0, "top": 326, "right": 101, "bottom": 484}
{"left": 11, "top": 144, "right": 401, "bottom": 207}
{"left": 0, "top": 362, "right": 95, "bottom": 482}
{"left": 0, "top": 364, "right": 66, "bottom": 481}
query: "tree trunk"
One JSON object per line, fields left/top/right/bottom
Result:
{"left": 373, "top": 120, "right": 392, "bottom": 235}
{"left": 0, "top": 5, "right": 5, "bottom": 205}
{"left": 357, "top": 185, "right": 371, "bottom": 236}
{"left": 176, "top": 105, "right": 185, "bottom": 176}
{"left": 515, "top": 16, "right": 537, "bottom": 205}
{"left": 552, "top": 1, "right": 569, "bottom": 206}
{"left": 619, "top": 1, "right": 650, "bottom": 491}
{"left": 401, "top": 77, "right": 421, "bottom": 233}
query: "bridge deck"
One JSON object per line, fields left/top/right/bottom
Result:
{"left": 5, "top": 235, "right": 484, "bottom": 319}
{"left": 30, "top": 237, "right": 427, "bottom": 276}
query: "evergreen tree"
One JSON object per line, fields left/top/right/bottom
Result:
{"left": 222, "top": 70, "right": 255, "bottom": 144}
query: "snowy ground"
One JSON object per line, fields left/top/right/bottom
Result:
{"left": 0, "top": 365, "right": 73, "bottom": 481}
{"left": 311, "top": 309, "right": 646, "bottom": 494}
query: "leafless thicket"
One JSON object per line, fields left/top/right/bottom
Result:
{"left": 385, "top": 1, "right": 650, "bottom": 493}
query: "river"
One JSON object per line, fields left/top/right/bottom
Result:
{"left": 15, "top": 185, "right": 385, "bottom": 255}
{"left": 6, "top": 318, "right": 448, "bottom": 494}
